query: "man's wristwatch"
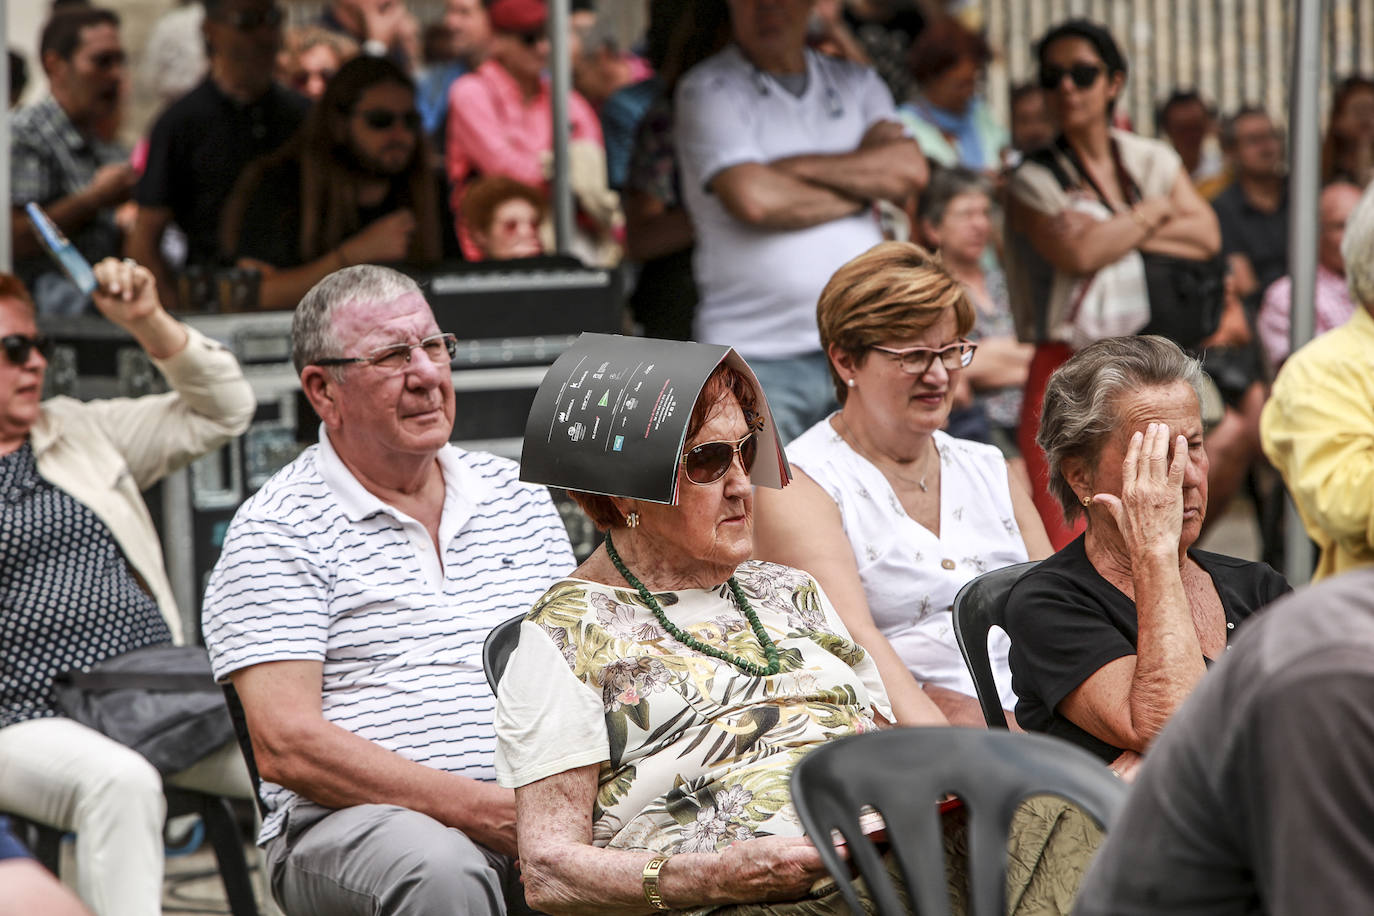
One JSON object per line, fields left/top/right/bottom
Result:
{"left": 642, "top": 855, "right": 671, "bottom": 910}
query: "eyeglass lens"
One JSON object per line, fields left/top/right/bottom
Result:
{"left": 877, "top": 343, "right": 974, "bottom": 374}
{"left": 1, "top": 334, "right": 51, "bottom": 365}
{"left": 368, "top": 334, "right": 458, "bottom": 369}
{"left": 1039, "top": 63, "right": 1102, "bottom": 90}
{"left": 684, "top": 434, "right": 759, "bottom": 485}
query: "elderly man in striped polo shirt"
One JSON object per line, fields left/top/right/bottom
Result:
{"left": 202, "top": 265, "right": 574, "bottom": 916}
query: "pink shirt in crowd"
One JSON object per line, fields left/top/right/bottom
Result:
{"left": 445, "top": 60, "right": 602, "bottom": 256}
{"left": 1258, "top": 263, "right": 1360, "bottom": 366}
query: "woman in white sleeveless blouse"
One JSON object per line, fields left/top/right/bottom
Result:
{"left": 755, "top": 241, "right": 1051, "bottom": 727}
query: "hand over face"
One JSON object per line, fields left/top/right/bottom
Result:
{"left": 1091, "top": 421, "right": 1187, "bottom": 557}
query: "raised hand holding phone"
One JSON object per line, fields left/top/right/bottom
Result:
{"left": 90, "top": 258, "right": 188, "bottom": 360}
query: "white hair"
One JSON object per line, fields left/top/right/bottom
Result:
{"left": 1342, "top": 181, "right": 1374, "bottom": 308}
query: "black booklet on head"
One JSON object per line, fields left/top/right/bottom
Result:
{"left": 520, "top": 333, "right": 791, "bottom": 503}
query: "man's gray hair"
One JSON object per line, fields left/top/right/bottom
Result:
{"left": 292, "top": 265, "right": 423, "bottom": 374}
{"left": 1342, "top": 181, "right": 1374, "bottom": 308}
{"left": 1037, "top": 335, "right": 1206, "bottom": 522}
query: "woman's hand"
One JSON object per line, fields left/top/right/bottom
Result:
{"left": 1092, "top": 422, "right": 1188, "bottom": 560}
{"left": 717, "top": 835, "right": 835, "bottom": 903}
{"left": 91, "top": 257, "right": 189, "bottom": 359}
{"left": 92, "top": 257, "right": 162, "bottom": 326}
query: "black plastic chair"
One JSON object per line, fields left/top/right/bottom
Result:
{"left": 790, "top": 728, "right": 1127, "bottom": 916}
{"left": 482, "top": 613, "right": 526, "bottom": 692}
{"left": 221, "top": 683, "right": 270, "bottom": 821}
{"left": 951, "top": 561, "right": 1039, "bottom": 730}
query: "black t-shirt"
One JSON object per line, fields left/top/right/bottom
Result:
{"left": 1212, "top": 182, "right": 1289, "bottom": 312}
{"left": 136, "top": 77, "right": 307, "bottom": 265}
{"left": 1005, "top": 535, "right": 1290, "bottom": 762}
{"left": 1074, "top": 568, "right": 1374, "bottom": 916}
{"left": 231, "top": 157, "right": 404, "bottom": 268}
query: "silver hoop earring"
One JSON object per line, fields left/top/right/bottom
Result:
{"left": 625, "top": 511, "right": 640, "bottom": 528}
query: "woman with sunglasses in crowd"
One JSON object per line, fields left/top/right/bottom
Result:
{"left": 0, "top": 259, "right": 254, "bottom": 916}
{"left": 496, "top": 350, "right": 1099, "bottom": 914}
{"left": 753, "top": 242, "right": 1050, "bottom": 729}
{"left": 1003, "top": 19, "right": 1221, "bottom": 548}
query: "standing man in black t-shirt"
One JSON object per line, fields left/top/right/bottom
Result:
{"left": 128, "top": 0, "right": 308, "bottom": 310}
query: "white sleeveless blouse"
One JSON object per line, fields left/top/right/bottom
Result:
{"left": 787, "top": 418, "right": 1025, "bottom": 708}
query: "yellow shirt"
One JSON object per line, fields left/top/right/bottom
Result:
{"left": 1261, "top": 306, "right": 1374, "bottom": 580}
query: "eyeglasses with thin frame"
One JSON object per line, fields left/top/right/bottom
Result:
{"left": 681, "top": 431, "right": 759, "bottom": 486}
{"left": 1, "top": 334, "right": 52, "bottom": 366}
{"left": 356, "top": 108, "right": 422, "bottom": 132}
{"left": 312, "top": 333, "right": 458, "bottom": 372}
{"left": 1038, "top": 63, "right": 1104, "bottom": 91}
{"left": 869, "top": 340, "right": 976, "bottom": 375}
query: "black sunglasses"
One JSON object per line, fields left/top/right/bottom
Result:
{"left": 356, "top": 108, "right": 422, "bottom": 131}
{"left": 1, "top": 334, "right": 52, "bottom": 366}
{"left": 517, "top": 30, "right": 547, "bottom": 47}
{"left": 215, "top": 6, "right": 284, "bottom": 31}
{"left": 682, "top": 432, "right": 759, "bottom": 486}
{"left": 1039, "top": 63, "right": 1104, "bottom": 91}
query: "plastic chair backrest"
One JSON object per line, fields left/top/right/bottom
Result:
{"left": 790, "top": 728, "right": 1127, "bottom": 916}
{"left": 221, "top": 683, "right": 270, "bottom": 821}
{"left": 951, "top": 560, "right": 1039, "bottom": 729}
{"left": 482, "top": 614, "right": 525, "bottom": 693}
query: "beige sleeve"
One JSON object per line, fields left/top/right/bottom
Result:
{"left": 1008, "top": 161, "right": 1071, "bottom": 216}
{"left": 1116, "top": 131, "right": 1183, "bottom": 198}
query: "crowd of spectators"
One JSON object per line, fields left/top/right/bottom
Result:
{"left": 8, "top": 0, "right": 1374, "bottom": 914}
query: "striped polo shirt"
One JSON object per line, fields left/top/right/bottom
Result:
{"left": 202, "top": 431, "right": 575, "bottom": 844}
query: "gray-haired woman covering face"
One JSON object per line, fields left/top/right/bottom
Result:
{"left": 1003, "top": 336, "right": 1289, "bottom": 780}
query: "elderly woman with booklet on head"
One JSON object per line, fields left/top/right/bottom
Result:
{"left": 494, "top": 335, "right": 1102, "bottom": 915}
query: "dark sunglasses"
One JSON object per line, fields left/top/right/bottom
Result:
{"left": 1038, "top": 63, "right": 1104, "bottom": 91}
{"left": 682, "top": 432, "right": 759, "bottom": 486}
{"left": 356, "top": 108, "right": 422, "bottom": 131}
{"left": 1, "top": 334, "right": 52, "bottom": 366}
{"left": 215, "top": 6, "right": 284, "bottom": 31}
{"left": 291, "top": 68, "right": 336, "bottom": 89}
{"left": 517, "top": 30, "right": 547, "bottom": 47}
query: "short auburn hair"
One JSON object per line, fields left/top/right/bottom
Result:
{"left": 567, "top": 362, "right": 760, "bottom": 531}
{"left": 816, "top": 241, "right": 975, "bottom": 404}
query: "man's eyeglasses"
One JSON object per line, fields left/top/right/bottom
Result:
{"left": 682, "top": 432, "right": 759, "bottom": 486}
{"left": 1038, "top": 63, "right": 1104, "bottom": 91}
{"left": 313, "top": 333, "right": 458, "bottom": 372}
{"left": 517, "top": 30, "right": 547, "bottom": 48}
{"left": 356, "top": 108, "right": 422, "bottom": 132}
{"left": 1, "top": 334, "right": 52, "bottom": 366}
{"left": 215, "top": 5, "right": 284, "bottom": 31}
{"left": 869, "top": 341, "right": 977, "bottom": 375}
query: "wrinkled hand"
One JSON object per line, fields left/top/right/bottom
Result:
{"left": 340, "top": 209, "right": 416, "bottom": 265}
{"left": 1108, "top": 749, "right": 1144, "bottom": 783}
{"left": 91, "top": 257, "right": 163, "bottom": 326}
{"left": 457, "top": 782, "right": 519, "bottom": 860}
{"left": 87, "top": 163, "right": 137, "bottom": 209}
{"left": 1091, "top": 422, "right": 1187, "bottom": 559}
{"left": 719, "top": 835, "right": 835, "bottom": 903}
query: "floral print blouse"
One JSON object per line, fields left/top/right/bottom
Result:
{"left": 494, "top": 560, "right": 891, "bottom": 861}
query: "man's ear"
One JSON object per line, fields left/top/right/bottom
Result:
{"left": 40, "top": 50, "right": 64, "bottom": 81}
{"left": 300, "top": 366, "right": 344, "bottom": 429}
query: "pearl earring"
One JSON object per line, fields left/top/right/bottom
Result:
{"left": 846, "top": 378, "right": 856, "bottom": 388}
{"left": 1080, "top": 495, "right": 1092, "bottom": 507}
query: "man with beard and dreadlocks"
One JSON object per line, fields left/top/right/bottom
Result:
{"left": 221, "top": 55, "right": 442, "bottom": 310}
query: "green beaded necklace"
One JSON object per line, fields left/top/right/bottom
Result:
{"left": 603, "top": 531, "right": 781, "bottom": 678}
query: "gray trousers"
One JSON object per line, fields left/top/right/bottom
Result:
{"left": 266, "top": 802, "right": 533, "bottom": 916}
